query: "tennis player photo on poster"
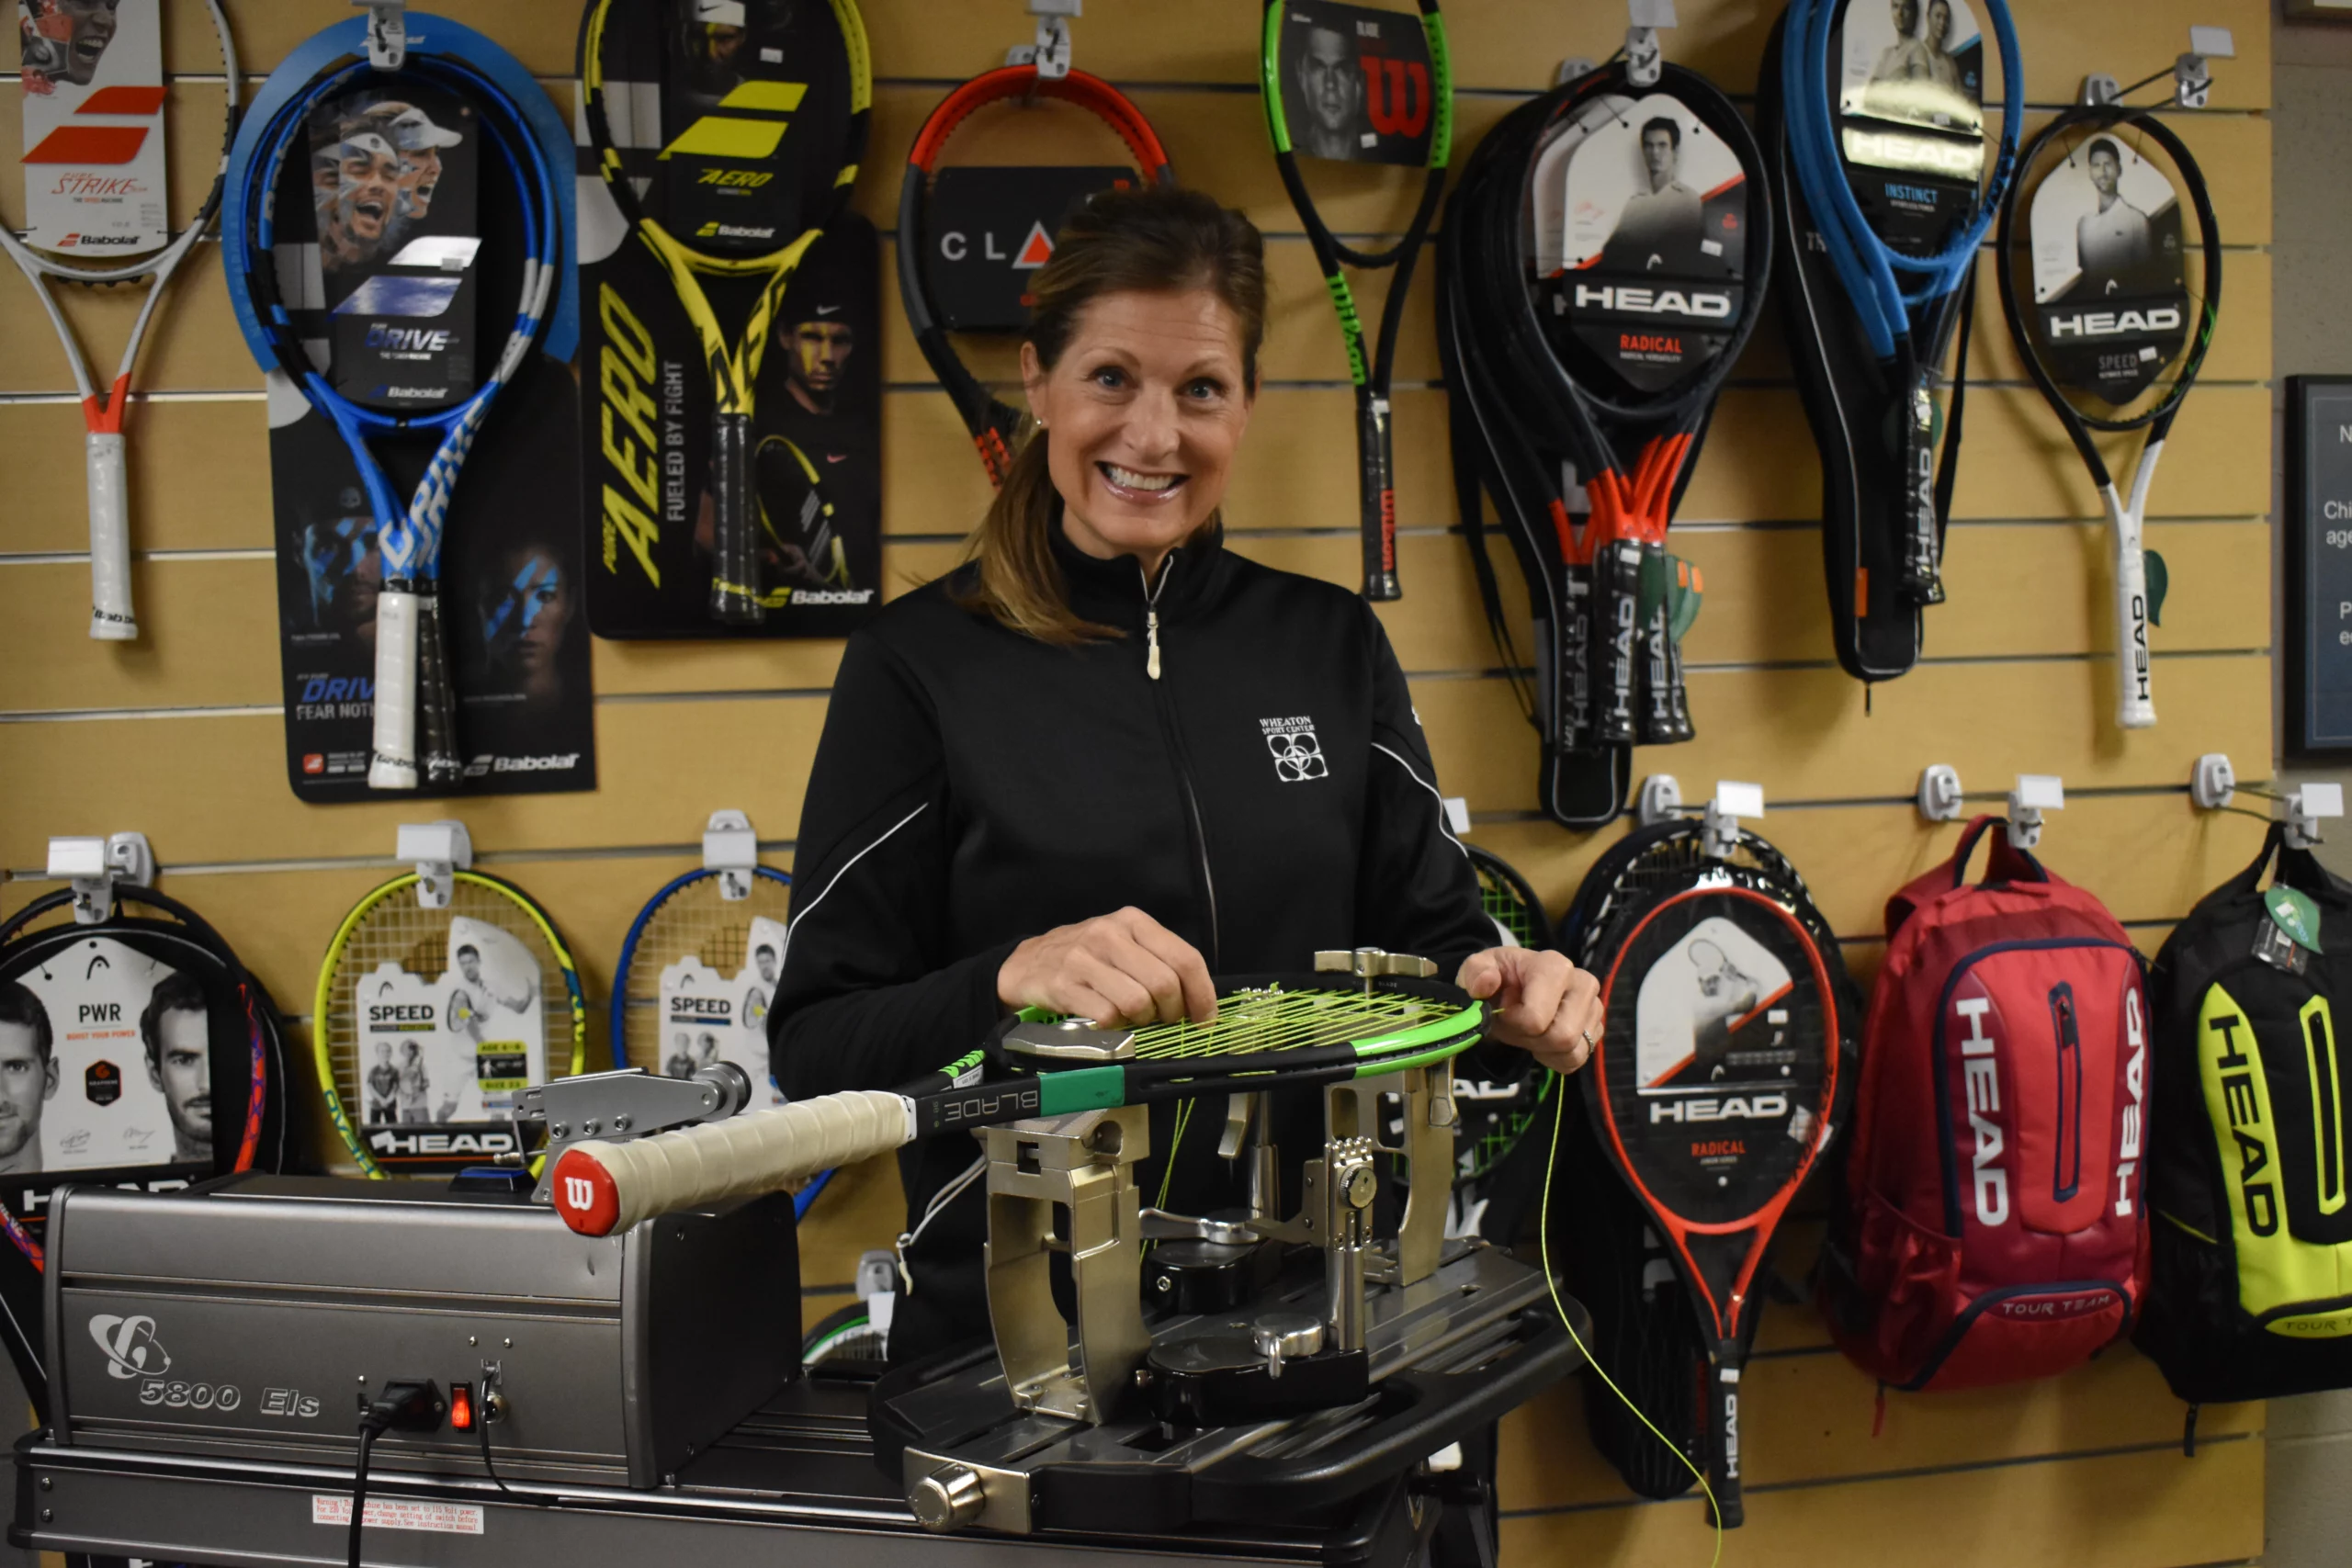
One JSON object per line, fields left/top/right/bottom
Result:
{"left": 1273, "top": 0, "right": 1440, "bottom": 167}
{"left": 1838, "top": 0, "right": 1984, "bottom": 137}
{"left": 5, "top": 937, "right": 211, "bottom": 1176}
{"left": 2027, "top": 134, "right": 2190, "bottom": 405}
{"left": 16, "top": 0, "right": 168, "bottom": 252}
{"left": 653, "top": 915, "right": 786, "bottom": 1105}
{"left": 354, "top": 916, "right": 546, "bottom": 1139}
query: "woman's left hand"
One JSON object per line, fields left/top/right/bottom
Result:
{"left": 1456, "top": 947, "right": 1603, "bottom": 1076}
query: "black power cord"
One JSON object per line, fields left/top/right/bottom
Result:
{"left": 348, "top": 1381, "right": 445, "bottom": 1568}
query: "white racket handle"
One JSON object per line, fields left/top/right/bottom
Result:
{"left": 369, "top": 587, "right": 422, "bottom": 789}
{"left": 86, "top": 432, "right": 136, "bottom": 640}
{"left": 548, "top": 1089, "right": 912, "bottom": 1236}
{"left": 2106, "top": 483, "right": 2155, "bottom": 730}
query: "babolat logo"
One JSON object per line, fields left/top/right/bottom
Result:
{"left": 1572, "top": 284, "right": 1733, "bottom": 319}
{"left": 61, "top": 232, "right": 143, "bottom": 247}
{"left": 379, "top": 386, "right": 450, "bottom": 400}
{"left": 1649, "top": 1094, "right": 1788, "bottom": 1123}
{"left": 493, "top": 753, "right": 581, "bottom": 773}
{"left": 2046, "top": 306, "right": 2182, "bottom": 339}
{"left": 367, "top": 323, "right": 453, "bottom": 352}
{"left": 696, "top": 221, "right": 778, "bottom": 241}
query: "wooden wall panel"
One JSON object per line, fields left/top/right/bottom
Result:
{"left": 0, "top": 1, "right": 2277, "bottom": 1562}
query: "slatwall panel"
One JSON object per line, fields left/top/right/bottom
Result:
{"left": 0, "top": 3, "right": 2275, "bottom": 1562}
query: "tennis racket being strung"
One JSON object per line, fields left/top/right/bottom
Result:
{"left": 1998, "top": 106, "right": 2217, "bottom": 729}
{"left": 580, "top": 0, "right": 871, "bottom": 625}
{"left": 6, "top": 0, "right": 238, "bottom": 639}
{"left": 228, "top": 51, "right": 561, "bottom": 790}
{"left": 1262, "top": 0, "right": 1452, "bottom": 602}
{"left": 552, "top": 972, "right": 1484, "bottom": 1236}
{"left": 899, "top": 63, "right": 1173, "bottom": 486}
{"left": 315, "top": 870, "right": 586, "bottom": 1178}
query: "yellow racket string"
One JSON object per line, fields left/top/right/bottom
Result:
{"left": 1127, "top": 987, "right": 1464, "bottom": 1061}
{"left": 1540, "top": 1078, "right": 1723, "bottom": 1566}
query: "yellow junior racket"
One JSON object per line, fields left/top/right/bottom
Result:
{"left": 579, "top": 0, "right": 872, "bottom": 625}
{"left": 315, "top": 871, "right": 586, "bottom": 1177}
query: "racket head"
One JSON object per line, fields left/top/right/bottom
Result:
{"left": 315, "top": 870, "right": 585, "bottom": 1177}
{"left": 611, "top": 865, "right": 792, "bottom": 1083}
{"left": 1455, "top": 845, "right": 1557, "bottom": 1182}
{"left": 1996, "top": 106, "right": 2221, "bottom": 435}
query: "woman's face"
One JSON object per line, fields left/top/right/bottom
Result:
{"left": 1021, "top": 287, "right": 1255, "bottom": 572}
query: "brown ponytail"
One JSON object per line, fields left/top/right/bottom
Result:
{"left": 953, "top": 186, "right": 1268, "bottom": 645}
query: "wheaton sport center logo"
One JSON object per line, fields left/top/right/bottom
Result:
{"left": 1261, "top": 716, "right": 1328, "bottom": 783}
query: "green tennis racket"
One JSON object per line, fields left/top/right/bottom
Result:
{"left": 552, "top": 972, "right": 1484, "bottom": 1235}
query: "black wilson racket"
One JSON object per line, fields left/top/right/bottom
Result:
{"left": 1997, "top": 106, "right": 2217, "bottom": 730}
{"left": 552, "top": 974, "right": 1485, "bottom": 1235}
{"left": 1560, "top": 820, "right": 1856, "bottom": 1527}
{"left": 899, "top": 64, "right": 1174, "bottom": 487}
{"left": 1443, "top": 62, "right": 1769, "bottom": 761}
{"left": 315, "top": 870, "right": 585, "bottom": 1177}
{"left": 1262, "top": 0, "right": 1452, "bottom": 601}
{"left": 579, "top": 0, "right": 872, "bottom": 624}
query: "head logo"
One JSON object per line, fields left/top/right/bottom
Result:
{"left": 89, "top": 1314, "right": 170, "bottom": 1379}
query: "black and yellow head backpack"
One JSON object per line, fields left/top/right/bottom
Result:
{"left": 2139, "top": 823, "right": 2352, "bottom": 1404}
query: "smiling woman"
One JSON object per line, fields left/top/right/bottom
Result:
{"left": 766, "top": 183, "right": 1605, "bottom": 1364}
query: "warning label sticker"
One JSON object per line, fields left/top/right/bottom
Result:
{"left": 312, "top": 1495, "right": 485, "bottom": 1535}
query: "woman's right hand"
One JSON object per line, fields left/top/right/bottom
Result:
{"left": 997, "top": 907, "right": 1218, "bottom": 1027}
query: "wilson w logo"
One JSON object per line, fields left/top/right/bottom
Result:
{"left": 1357, "top": 57, "right": 1431, "bottom": 138}
{"left": 662, "top": 80, "right": 808, "bottom": 162}
{"left": 563, "top": 1175, "right": 596, "bottom": 1212}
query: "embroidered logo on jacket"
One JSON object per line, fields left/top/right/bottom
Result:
{"left": 1261, "top": 716, "right": 1328, "bottom": 783}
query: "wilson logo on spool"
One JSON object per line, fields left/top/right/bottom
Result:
{"left": 551, "top": 1151, "right": 620, "bottom": 1235}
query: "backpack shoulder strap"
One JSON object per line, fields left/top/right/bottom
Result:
{"left": 1885, "top": 815, "right": 2049, "bottom": 938}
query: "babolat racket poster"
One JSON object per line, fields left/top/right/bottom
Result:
{"left": 16, "top": 0, "right": 170, "bottom": 251}
{"left": 1274, "top": 0, "right": 1439, "bottom": 166}
{"left": 1542, "top": 94, "right": 1750, "bottom": 393}
{"left": 353, "top": 918, "right": 544, "bottom": 1132}
{"left": 2026, "top": 136, "right": 2188, "bottom": 405}
{"left": 654, "top": 914, "right": 786, "bottom": 1103}
{"left": 578, "top": 0, "right": 882, "bottom": 638}
{"left": 1833, "top": 0, "right": 1987, "bottom": 250}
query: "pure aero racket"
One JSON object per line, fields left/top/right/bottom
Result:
{"left": 899, "top": 65, "right": 1173, "bottom": 487}
{"left": 1781, "top": 0, "right": 2023, "bottom": 606}
{"left": 1261, "top": 0, "right": 1452, "bottom": 602}
{"left": 579, "top": 0, "right": 872, "bottom": 625}
{"left": 1556, "top": 820, "right": 1856, "bottom": 1529}
{"left": 753, "top": 434, "right": 851, "bottom": 588}
{"left": 3, "top": 0, "right": 238, "bottom": 639}
{"left": 610, "top": 863, "right": 791, "bottom": 1075}
{"left": 1442, "top": 62, "right": 1770, "bottom": 772}
{"left": 551, "top": 976, "right": 1485, "bottom": 1236}
{"left": 0, "top": 885, "right": 288, "bottom": 1269}
{"left": 231, "top": 52, "right": 560, "bottom": 790}
{"left": 1997, "top": 107, "right": 2218, "bottom": 730}
{"left": 315, "top": 871, "right": 586, "bottom": 1178}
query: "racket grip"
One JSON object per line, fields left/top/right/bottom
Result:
{"left": 1592, "top": 542, "right": 1642, "bottom": 746}
{"left": 86, "top": 431, "right": 136, "bottom": 640}
{"left": 1708, "top": 1363, "right": 1744, "bottom": 1529}
{"left": 1641, "top": 546, "right": 1695, "bottom": 746}
{"left": 368, "top": 586, "right": 422, "bottom": 790}
{"left": 2113, "top": 536, "right": 2156, "bottom": 729}
{"left": 1556, "top": 562, "right": 1593, "bottom": 752}
{"left": 1359, "top": 395, "right": 1399, "bottom": 602}
{"left": 414, "top": 590, "right": 463, "bottom": 787}
{"left": 707, "top": 412, "right": 764, "bottom": 625}
{"left": 548, "top": 1089, "right": 911, "bottom": 1236}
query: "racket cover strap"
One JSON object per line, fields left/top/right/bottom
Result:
{"left": 707, "top": 412, "right": 765, "bottom": 624}
{"left": 1640, "top": 546, "right": 1694, "bottom": 745}
{"left": 549, "top": 1089, "right": 910, "bottom": 1236}
{"left": 85, "top": 431, "right": 135, "bottom": 640}
{"left": 1591, "top": 541, "right": 1643, "bottom": 745}
{"left": 368, "top": 586, "right": 422, "bottom": 789}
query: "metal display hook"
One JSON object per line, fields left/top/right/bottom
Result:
{"left": 1558, "top": 0, "right": 1678, "bottom": 89}
{"left": 2079, "top": 25, "right": 2234, "bottom": 108}
{"left": 2189, "top": 753, "right": 2344, "bottom": 850}
{"left": 396, "top": 820, "right": 472, "bottom": 910}
{"left": 1914, "top": 767, "right": 2064, "bottom": 852}
{"left": 1006, "top": 0, "right": 1080, "bottom": 79}
{"left": 350, "top": 0, "right": 407, "bottom": 71}
{"left": 1635, "top": 775, "right": 1762, "bottom": 861}
{"left": 702, "top": 810, "right": 760, "bottom": 901}
{"left": 46, "top": 833, "right": 156, "bottom": 926}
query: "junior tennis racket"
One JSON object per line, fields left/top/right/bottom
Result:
{"left": 1262, "top": 0, "right": 1451, "bottom": 601}
{"left": 6, "top": 0, "right": 238, "bottom": 639}
{"left": 898, "top": 62, "right": 1174, "bottom": 486}
{"left": 579, "top": 0, "right": 872, "bottom": 624}
{"left": 553, "top": 974, "right": 1486, "bottom": 1236}
{"left": 315, "top": 870, "right": 586, "bottom": 1178}
{"left": 1997, "top": 106, "right": 2218, "bottom": 730}
{"left": 228, "top": 48, "right": 562, "bottom": 790}
{"left": 611, "top": 861, "right": 791, "bottom": 1084}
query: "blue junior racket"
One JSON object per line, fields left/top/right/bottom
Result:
{"left": 1781, "top": 0, "right": 2021, "bottom": 605}
{"left": 227, "top": 50, "right": 560, "bottom": 790}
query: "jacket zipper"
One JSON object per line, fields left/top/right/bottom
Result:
{"left": 1140, "top": 558, "right": 1219, "bottom": 964}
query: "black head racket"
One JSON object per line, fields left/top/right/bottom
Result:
{"left": 897, "top": 64, "right": 1174, "bottom": 486}
{"left": 1996, "top": 105, "right": 2218, "bottom": 731}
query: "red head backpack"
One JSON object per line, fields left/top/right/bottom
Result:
{"left": 1819, "top": 816, "right": 2151, "bottom": 1391}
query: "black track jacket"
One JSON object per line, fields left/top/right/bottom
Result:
{"left": 770, "top": 523, "right": 1494, "bottom": 1358}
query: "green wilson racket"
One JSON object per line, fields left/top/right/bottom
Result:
{"left": 315, "top": 870, "right": 586, "bottom": 1177}
{"left": 1261, "top": 0, "right": 1452, "bottom": 601}
{"left": 553, "top": 975, "right": 1485, "bottom": 1235}
{"left": 1457, "top": 844, "right": 1556, "bottom": 1186}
